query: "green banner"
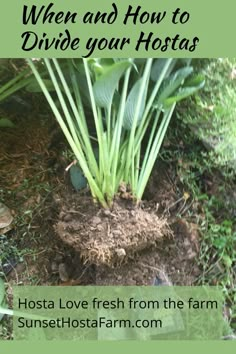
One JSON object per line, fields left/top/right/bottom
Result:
{"left": 0, "top": 0, "right": 235, "bottom": 57}
{"left": 11, "top": 286, "right": 226, "bottom": 340}
{"left": 1, "top": 341, "right": 236, "bottom": 354}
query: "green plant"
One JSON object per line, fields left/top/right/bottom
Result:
{"left": 199, "top": 206, "right": 236, "bottom": 328}
{"left": 0, "top": 65, "right": 31, "bottom": 128}
{"left": 0, "top": 59, "right": 60, "bottom": 105}
{"left": 0, "top": 66, "right": 33, "bottom": 104}
{"left": 181, "top": 58, "right": 236, "bottom": 170}
{"left": 0, "top": 61, "right": 43, "bottom": 129}
{"left": 200, "top": 218, "right": 236, "bottom": 269}
{"left": 27, "top": 58, "right": 204, "bottom": 208}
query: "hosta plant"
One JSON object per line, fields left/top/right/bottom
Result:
{"left": 27, "top": 58, "right": 204, "bottom": 208}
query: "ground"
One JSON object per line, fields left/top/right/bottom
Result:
{"left": 0, "top": 92, "right": 235, "bottom": 338}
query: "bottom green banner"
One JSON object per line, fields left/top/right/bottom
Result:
{"left": 1, "top": 341, "right": 236, "bottom": 354}
{"left": 10, "top": 286, "right": 230, "bottom": 340}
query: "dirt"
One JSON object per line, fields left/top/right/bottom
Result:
{"left": 55, "top": 192, "right": 171, "bottom": 267}
{"left": 96, "top": 221, "right": 201, "bottom": 286}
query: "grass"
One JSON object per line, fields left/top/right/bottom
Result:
{"left": 0, "top": 174, "right": 54, "bottom": 280}
{"left": 0, "top": 181, "right": 52, "bottom": 339}
{"left": 180, "top": 58, "right": 236, "bottom": 171}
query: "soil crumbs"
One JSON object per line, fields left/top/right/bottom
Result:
{"left": 55, "top": 193, "right": 171, "bottom": 267}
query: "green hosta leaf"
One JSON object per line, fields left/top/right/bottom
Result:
{"left": 111, "top": 90, "right": 121, "bottom": 111}
{"left": 69, "top": 147, "right": 99, "bottom": 191}
{"left": 162, "top": 78, "right": 205, "bottom": 107}
{"left": 163, "top": 84, "right": 205, "bottom": 107}
{"left": 157, "top": 66, "right": 193, "bottom": 105}
{"left": 122, "top": 79, "right": 148, "bottom": 130}
{"left": 134, "top": 58, "right": 147, "bottom": 66}
{"left": 0, "top": 118, "right": 15, "bottom": 128}
{"left": 178, "top": 59, "right": 192, "bottom": 66}
{"left": 70, "top": 70, "right": 91, "bottom": 107}
{"left": 151, "top": 58, "right": 177, "bottom": 81}
{"left": 26, "top": 79, "right": 57, "bottom": 92}
{"left": 70, "top": 165, "right": 87, "bottom": 191}
{"left": 183, "top": 74, "right": 205, "bottom": 88}
{"left": 90, "top": 58, "right": 115, "bottom": 77}
{"left": 93, "top": 60, "right": 131, "bottom": 108}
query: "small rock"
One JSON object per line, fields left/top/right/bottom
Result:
{"left": 59, "top": 211, "right": 66, "bottom": 219}
{"left": 103, "top": 209, "right": 111, "bottom": 216}
{"left": 97, "top": 225, "right": 103, "bottom": 231}
{"left": 113, "top": 230, "right": 122, "bottom": 236}
{"left": 91, "top": 216, "right": 102, "bottom": 226}
{"left": 186, "top": 251, "right": 197, "bottom": 260}
{"left": 51, "top": 262, "right": 58, "bottom": 272}
{"left": 55, "top": 254, "right": 63, "bottom": 263}
{"left": 58, "top": 263, "right": 69, "bottom": 281}
{"left": 115, "top": 248, "right": 126, "bottom": 257}
{"left": 183, "top": 238, "right": 191, "bottom": 247}
{"left": 0, "top": 202, "right": 13, "bottom": 229}
{"left": 63, "top": 214, "right": 73, "bottom": 222}
{"left": 53, "top": 195, "right": 62, "bottom": 205}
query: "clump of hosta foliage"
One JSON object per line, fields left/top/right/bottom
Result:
{"left": 182, "top": 58, "right": 236, "bottom": 170}
{"left": 28, "top": 58, "right": 204, "bottom": 208}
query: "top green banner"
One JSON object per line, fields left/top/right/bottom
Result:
{"left": 0, "top": 0, "right": 235, "bottom": 57}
